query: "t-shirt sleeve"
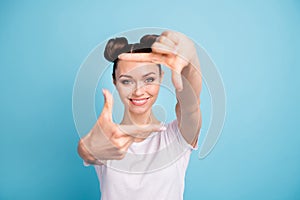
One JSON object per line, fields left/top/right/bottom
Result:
{"left": 168, "top": 119, "right": 199, "bottom": 151}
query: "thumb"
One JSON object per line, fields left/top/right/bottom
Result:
{"left": 171, "top": 69, "right": 183, "bottom": 92}
{"left": 101, "top": 89, "right": 114, "bottom": 118}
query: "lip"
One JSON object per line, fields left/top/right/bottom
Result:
{"left": 129, "top": 97, "right": 150, "bottom": 106}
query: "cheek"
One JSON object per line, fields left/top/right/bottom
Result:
{"left": 117, "top": 84, "right": 132, "bottom": 99}
{"left": 146, "top": 84, "right": 160, "bottom": 95}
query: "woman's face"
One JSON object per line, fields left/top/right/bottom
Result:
{"left": 114, "top": 60, "right": 163, "bottom": 116}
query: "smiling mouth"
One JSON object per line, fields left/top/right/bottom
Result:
{"left": 129, "top": 97, "right": 150, "bottom": 106}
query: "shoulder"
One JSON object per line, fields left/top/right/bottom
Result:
{"left": 164, "top": 119, "right": 198, "bottom": 151}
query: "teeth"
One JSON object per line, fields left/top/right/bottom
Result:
{"left": 131, "top": 98, "right": 149, "bottom": 101}
{"left": 133, "top": 99, "right": 145, "bottom": 102}
{"left": 132, "top": 99, "right": 146, "bottom": 103}
{"left": 130, "top": 97, "right": 149, "bottom": 105}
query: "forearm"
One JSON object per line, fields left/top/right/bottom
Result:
{"left": 78, "top": 136, "right": 105, "bottom": 165}
{"left": 175, "top": 55, "right": 202, "bottom": 145}
{"left": 176, "top": 55, "right": 201, "bottom": 110}
{"left": 78, "top": 136, "right": 96, "bottom": 164}
{"left": 181, "top": 55, "right": 201, "bottom": 101}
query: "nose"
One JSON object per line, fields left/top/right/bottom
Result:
{"left": 133, "top": 82, "right": 145, "bottom": 96}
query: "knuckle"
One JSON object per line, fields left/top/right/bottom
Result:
{"left": 112, "top": 129, "right": 124, "bottom": 138}
{"left": 101, "top": 113, "right": 111, "bottom": 121}
{"left": 162, "top": 30, "right": 171, "bottom": 37}
{"left": 157, "top": 35, "right": 166, "bottom": 43}
{"left": 110, "top": 127, "right": 118, "bottom": 136}
{"left": 111, "top": 138, "right": 126, "bottom": 149}
{"left": 120, "top": 143, "right": 130, "bottom": 152}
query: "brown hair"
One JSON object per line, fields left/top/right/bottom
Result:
{"left": 104, "top": 34, "right": 161, "bottom": 81}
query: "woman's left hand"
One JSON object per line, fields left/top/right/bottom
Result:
{"left": 118, "top": 31, "right": 197, "bottom": 91}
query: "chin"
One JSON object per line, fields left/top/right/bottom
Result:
{"left": 128, "top": 105, "right": 152, "bottom": 116}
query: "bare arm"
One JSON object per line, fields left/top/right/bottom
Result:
{"left": 175, "top": 55, "right": 202, "bottom": 147}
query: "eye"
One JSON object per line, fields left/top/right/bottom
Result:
{"left": 145, "top": 77, "right": 155, "bottom": 83}
{"left": 121, "top": 79, "right": 133, "bottom": 85}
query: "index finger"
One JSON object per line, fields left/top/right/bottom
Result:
{"left": 118, "top": 53, "right": 163, "bottom": 63}
{"left": 118, "top": 123, "right": 166, "bottom": 138}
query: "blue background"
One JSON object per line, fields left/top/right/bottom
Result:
{"left": 1, "top": 0, "right": 300, "bottom": 199}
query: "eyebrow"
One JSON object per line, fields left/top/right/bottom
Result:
{"left": 119, "top": 74, "right": 133, "bottom": 79}
{"left": 118, "top": 72, "right": 156, "bottom": 79}
{"left": 142, "top": 72, "right": 156, "bottom": 77}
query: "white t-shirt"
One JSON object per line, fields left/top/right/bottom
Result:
{"left": 93, "top": 120, "right": 198, "bottom": 200}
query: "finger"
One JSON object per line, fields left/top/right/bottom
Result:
{"left": 118, "top": 53, "right": 167, "bottom": 65}
{"left": 118, "top": 137, "right": 134, "bottom": 152}
{"left": 93, "top": 159, "right": 104, "bottom": 166}
{"left": 152, "top": 42, "right": 177, "bottom": 55}
{"left": 156, "top": 35, "right": 177, "bottom": 50}
{"left": 101, "top": 89, "right": 114, "bottom": 118}
{"left": 110, "top": 134, "right": 134, "bottom": 151}
{"left": 118, "top": 123, "right": 166, "bottom": 137}
{"left": 118, "top": 53, "right": 154, "bottom": 62}
{"left": 161, "top": 31, "right": 180, "bottom": 45}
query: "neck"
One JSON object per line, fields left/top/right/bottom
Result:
{"left": 121, "top": 110, "right": 161, "bottom": 143}
{"left": 121, "top": 109, "right": 159, "bottom": 125}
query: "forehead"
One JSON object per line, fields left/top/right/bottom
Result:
{"left": 116, "top": 60, "right": 159, "bottom": 76}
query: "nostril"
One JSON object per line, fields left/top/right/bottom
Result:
{"left": 133, "top": 85, "right": 145, "bottom": 96}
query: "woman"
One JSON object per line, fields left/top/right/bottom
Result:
{"left": 78, "top": 30, "right": 202, "bottom": 200}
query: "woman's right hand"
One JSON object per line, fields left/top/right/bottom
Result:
{"left": 77, "top": 89, "right": 165, "bottom": 165}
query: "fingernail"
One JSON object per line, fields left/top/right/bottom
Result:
{"left": 118, "top": 54, "right": 125, "bottom": 59}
